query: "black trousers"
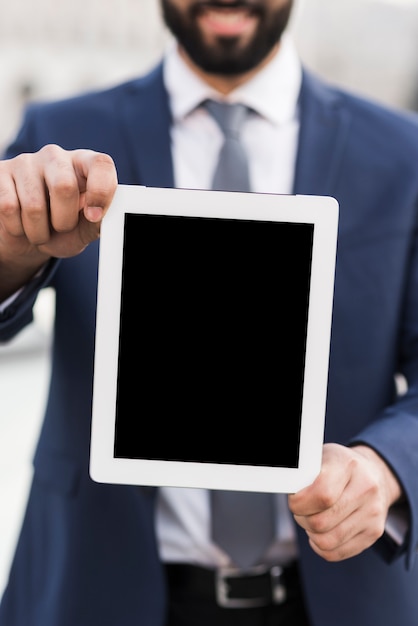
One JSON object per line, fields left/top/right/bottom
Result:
{"left": 164, "top": 563, "right": 311, "bottom": 626}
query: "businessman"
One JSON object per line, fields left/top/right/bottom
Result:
{"left": 1, "top": 1, "right": 418, "bottom": 625}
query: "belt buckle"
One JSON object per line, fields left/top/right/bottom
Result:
{"left": 215, "top": 564, "right": 287, "bottom": 609}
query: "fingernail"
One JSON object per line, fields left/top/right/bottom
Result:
{"left": 85, "top": 206, "right": 104, "bottom": 222}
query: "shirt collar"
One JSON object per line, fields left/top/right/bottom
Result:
{"left": 163, "top": 32, "right": 302, "bottom": 127}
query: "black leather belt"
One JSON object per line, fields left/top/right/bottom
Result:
{"left": 165, "top": 561, "right": 301, "bottom": 609}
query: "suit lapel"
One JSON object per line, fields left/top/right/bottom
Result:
{"left": 119, "top": 63, "right": 175, "bottom": 188}
{"left": 116, "top": 65, "right": 351, "bottom": 196}
{"left": 293, "top": 70, "right": 352, "bottom": 197}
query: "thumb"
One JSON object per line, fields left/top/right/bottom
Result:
{"left": 72, "top": 149, "right": 118, "bottom": 223}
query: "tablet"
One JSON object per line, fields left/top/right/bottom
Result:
{"left": 90, "top": 185, "right": 338, "bottom": 493}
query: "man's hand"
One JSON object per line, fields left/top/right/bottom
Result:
{"left": 288, "top": 443, "right": 403, "bottom": 561}
{"left": 0, "top": 144, "right": 118, "bottom": 299}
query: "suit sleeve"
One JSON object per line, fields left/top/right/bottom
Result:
{"left": 0, "top": 260, "right": 59, "bottom": 343}
{"left": 349, "top": 200, "right": 418, "bottom": 569}
{"left": 0, "top": 103, "right": 64, "bottom": 343}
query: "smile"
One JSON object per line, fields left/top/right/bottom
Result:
{"left": 197, "top": 6, "right": 257, "bottom": 37}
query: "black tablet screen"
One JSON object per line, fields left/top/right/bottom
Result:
{"left": 113, "top": 213, "right": 313, "bottom": 468}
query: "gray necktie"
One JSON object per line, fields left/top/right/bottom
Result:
{"left": 204, "top": 100, "right": 251, "bottom": 192}
{"left": 210, "top": 490, "right": 276, "bottom": 569}
{"left": 205, "top": 100, "right": 276, "bottom": 569}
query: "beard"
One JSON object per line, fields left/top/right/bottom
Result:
{"left": 161, "top": 0, "right": 294, "bottom": 75}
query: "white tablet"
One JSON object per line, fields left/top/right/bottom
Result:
{"left": 90, "top": 185, "right": 338, "bottom": 493}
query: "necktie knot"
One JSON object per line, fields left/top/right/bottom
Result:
{"left": 204, "top": 100, "right": 248, "bottom": 139}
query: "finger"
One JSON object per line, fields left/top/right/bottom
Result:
{"left": 306, "top": 517, "right": 384, "bottom": 562}
{"left": 0, "top": 153, "right": 49, "bottom": 240}
{"left": 289, "top": 468, "right": 347, "bottom": 518}
{"left": 307, "top": 531, "right": 363, "bottom": 562}
{"left": 0, "top": 165, "right": 21, "bottom": 236}
{"left": 302, "top": 498, "right": 362, "bottom": 547}
{"left": 288, "top": 444, "right": 351, "bottom": 517}
{"left": 71, "top": 149, "right": 118, "bottom": 223}
{"left": 293, "top": 481, "right": 356, "bottom": 534}
{"left": 39, "top": 144, "right": 84, "bottom": 236}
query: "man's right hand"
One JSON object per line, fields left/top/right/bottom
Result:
{"left": 0, "top": 144, "right": 118, "bottom": 300}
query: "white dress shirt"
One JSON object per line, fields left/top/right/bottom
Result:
{"left": 157, "top": 33, "right": 303, "bottom": 569}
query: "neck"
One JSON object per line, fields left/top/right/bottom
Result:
{"left": 177, "top": 43, "right": 281, "bottom": 96}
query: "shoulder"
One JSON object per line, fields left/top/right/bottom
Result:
{"left": 301, "top": 68, "right": 418, "bottom": 150}
{"left": 25, "top": 61, "right": 166, "bottom": 120}
{"left": 5, "top": 61, "right": 168, "bottom": 155}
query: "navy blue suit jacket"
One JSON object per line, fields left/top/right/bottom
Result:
{"left": 1, "top": 63, "right": 418, "bottom": 626}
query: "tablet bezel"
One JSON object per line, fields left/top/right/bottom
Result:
{"left": 90, "top": 185, "right": 338, "bottom": 493}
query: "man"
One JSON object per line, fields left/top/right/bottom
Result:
{"left": 1, "top": 1, "right": 418, "bottom": 624}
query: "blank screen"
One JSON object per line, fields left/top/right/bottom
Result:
{"left": 113, "top": 213, "right": 313, "bottom": 468}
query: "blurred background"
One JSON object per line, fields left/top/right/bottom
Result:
{"left": 1, "top": 0, "right": 418, "bottom": 599}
